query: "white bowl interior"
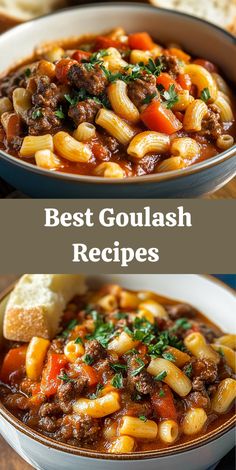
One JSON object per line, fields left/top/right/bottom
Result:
{"left": 0, "top": 4, "right": 235, "bottom": 83}
{"left": 88, "top": 274, "right": 236, "bottom": 332}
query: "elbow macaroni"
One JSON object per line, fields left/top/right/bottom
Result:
{"left": 184, "top": 64, "right": 217, "bottom": 102}
{"left": 64, "top": 340, "right": 85, "bottom": 363}
{"left": 183, "top": 99, "right": 208, "bottom": 132}
{"left": 20, "top": 134, "right": 54, "bottom": 157}
{"left": 109, "top": 436, "right": 135, "bottom": 453}
{"left": 182, "top": 408, "right": 207, "bottom": 435}
{"left": 35, "top": 149, "right": 61, "bottom": 170}
{"left": 147, "top": 358, "right": 192, "bottom": 397}
{"left": 184, "top": 332, "right": 220, "bottom": 363}
{"left": 171, "top": 137, "right": 200, "bottom": 161}
{"left": 94, "top": 162, "right": 125, "bottom": 179}
{"left": 108, "top": 80, "right": 140, "bottom": 123}
{"left": 127, "top": 131, "right": 170, "bottom": 160}
{"left": 73, "top": 391, "right": 120, "bottom": 418}
{"left": 119, "top": 416, "right": 158, "bottom": 439}
{"left": 73, "top": 122, "right": 96, "bottom": 142}
{"left": 159, "top": 420, "right": 179, "bottom": 444}
{"left": 108, "top": 331, "right": 138, "bottom": 355}
{"left": 26, "top": 337, "right": 50, "bottom": 381}
{"left": 53, "top": 131, "right": 92, "bottom": 162}
{"left": 96, "top": 109, "right": 136, "bottom": 145}
{"left": 211, "top": 378, "right": 236, "bottom": 413}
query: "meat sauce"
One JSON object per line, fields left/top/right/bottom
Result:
{"left": 0, "top": 285, "right": 235, "bottom": 454}
{"left": 0, "top": 29, "right": 235, "bottom": 178}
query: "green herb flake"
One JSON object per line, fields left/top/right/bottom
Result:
{"left": 58, "top": 373, "right": 74, "bottom": 383}
{"left": 131, "top": 358, "right": 146, "bottom": 377}
{"left": 25, "top": 68, "right": 31, "bottom": 78}
{"left": 184, "top": 363, "right": 193, "bottom": 378}
{"left": 61, "top": 318, "right": 78, "bottom": 338}
{"left": 115, "top": 312, "right": 129, "bottom": 320}
{"left": 154, "top": 370, "right": 167, "bottom": 382}
{"left": 200, "top": 87, "right": 211, "bottom": 102}
{"left": 55, "top": 106, "right": 65, "bottom": 119}
{"left": 142, "top": 92, "right": 157, "bottom": 105}
{"left": 162, "top": 84, "right": 179, "bottom": 109}
{"left": 111, "top": 363, "right": 127, "bottom": 373}
{"left": 111, "top": 372, "right": 123, "bottom": 389}
{"left": 74, "top": 336, "right": 83, "bottom": 345}
{"left": 159, "top": 388, "right": 165, "bottom": 397}
{"left": 218, "top": 348, "right": 225, "bottom": 358}
{"left": 172, "top": 318, "right": 192, "bottom": 332}
{"left": 139, "top": 415, "right": 147, "bottom": 422}
{"left": 89, "top": 383, "right": 104, "bottom": 399}
{"left": 83, "top": 354, "right": 94, "bottom": 365}
{"left": 162, "top": 351, "right": 175, "bottom": 362}
{"left": 32, "top": 108, "right": 43, "bottom": 120}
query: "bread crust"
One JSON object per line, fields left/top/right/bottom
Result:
{"left": 3, "top": 307, "right": 51, "bottom": 342}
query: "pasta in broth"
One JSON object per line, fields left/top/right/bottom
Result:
{"left": 0, "top": 28, "right": 235, "bottom": 178}
{"left": 0, "top": 284, "right": 235, "bottom": 453}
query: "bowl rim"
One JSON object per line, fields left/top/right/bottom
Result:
{"left": 0, "top": 274, "right": 235, "bottom": 460}
{"left": 0, "top": 2, "right": 236, "bottom": 186}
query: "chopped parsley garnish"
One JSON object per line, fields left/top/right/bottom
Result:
{"left": 139, "top": 415, "right": 147, "bottom": 422}
{"left": 125, "top": 317, "right": 156, "bottom": 345}
{"left": 74, "top": 336, "right": 83, "bottom": 345}
{"left": 218, "top": 348, "right": 225, "bottom": 358}
{"left": 89, "top": 383, "right": 104, "bottom": 399}
{"left": 171, "top": 318, "right": 192, "bottom": 332}
{"left": 131, "top": 357, "right": 146, "bottom": 377}
{"left": 184, "top": 363, "right": 193, "bottom": 378}
{"left": 162, "top": 84, "right": 179, "bottom": 109}
{"left": 101, "top": 57, "right": 163, "bottom": 84}
{"left": 82, "top": 49, "right": 109, "bottom": 71}
{"left": 86, "top": 311, "right": 115, "bottom": 348}
{"left": 162, "top": 351, "right": 175, "bottom": 362}
{"left": 159, "top": 388, "right": 165, "bottom": 397}
{"left": 148, "top": 330, "right": 184, "bottom": 357}
{"left": 83, "top": 354, "right": 94, "bottom": 365}
{"left": 25, "top": 68, "right": 31, "bottom": 78}
{"left": 111, "top": 363, "right": 127, "bottom": 372}
{"left": 55, "top": 106, "right": 65, "bottom": 119}
{"left": 142, "top": 92, "right": 157, "bottom": 105}
{"left": 32, "top": 108, "right": 43, "bottom": 120}
{"left": 200, "top": 87, "right": 211, "bottom": 102}
{"left": 111, "top": 372, "right": 123, "bottom": 389}
{"left": 154, "top": 370, "right": 167, "bottom": 382}
{"left": 58, "top": 373, "right": 74, "bottom": 383}
{"left": 61, "top": 318, "right": 78, "bottom": 338}
{"left": 144, "top": 58, "right": 164, "bottom": 77}
{"left": 115, "top": 312, "right": 129, "bottom": 320}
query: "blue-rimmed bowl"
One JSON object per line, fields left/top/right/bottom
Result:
{"left": 0, "top": 3, "right": 235, "bottom": 198}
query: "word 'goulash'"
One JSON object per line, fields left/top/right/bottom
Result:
{"left": 44, "top": 206, "right": 192, "bottom": 228}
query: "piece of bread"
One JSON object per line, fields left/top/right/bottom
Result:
{"left": 0, "top": 0, "right": 66, "bottom": 20}
{"left": 149, "top": 0, "right": 236, "bottom": 33}
{"left": 3, "top": 274, "right": 87, "bottom": 342}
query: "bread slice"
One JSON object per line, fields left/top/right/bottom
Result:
{"left": 0, "top": 0, "right": 66, "bottom": 21}
{"left": 149, "top": 0, "right": 236, "bottom": 32}
{"left": 3, "top": 274, "right": 87, "bottom": 342}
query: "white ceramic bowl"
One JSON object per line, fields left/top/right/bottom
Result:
{"left": 0, "top": 274, "right": 235, "bottom": 470}
{"left": 0, "top": 4, "right": 235, "bottom": 198}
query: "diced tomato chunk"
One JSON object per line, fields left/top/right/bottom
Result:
{"left": 141, "top": 100, "right": 182, "bottom": 135}
{"left": 152, "top": 385, "right": 177, "bottom": 420}
{"left": 128, "top": 32, "right": 154, "bottom": 51}
{"left": 41, "top": 354, "right": 68, "bottom": 397}
{"left": 156, "top": 73, "right": 181, "bottom": 91}
{"left": 79, "top": 364, "right": 99, "bottom": 387}
{"left": 94, "top": 36, "right": 125, "bottom": 51}
{"left": 55, "top": 58, "right": 77, "bottom": 84}
{"left": 72, "top": 50, "right": 91, "bottom": 62}
{"left": 0, "top": 346, "right": 27, "bottom": 383}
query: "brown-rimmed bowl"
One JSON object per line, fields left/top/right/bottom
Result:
{"left": 0, "top": 3, "right": 235, "bottom": 198}
{"left": 0, "top": 274, "right": 235, "bottom": 469}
